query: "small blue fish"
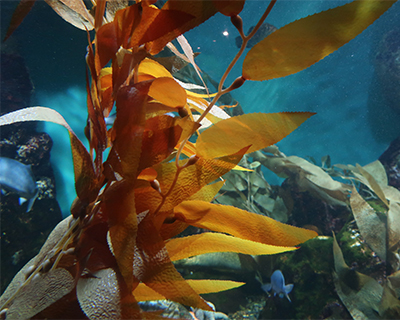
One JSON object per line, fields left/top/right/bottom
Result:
{"left": 261, "top": 270, "right": 294, "bottom": 302}
{"left": 0, "top": 157, "right": 38, "bottom": 212}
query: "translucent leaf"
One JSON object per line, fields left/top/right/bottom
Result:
{"left": 138, "top": 58, "right": 174, "bottom": 79}
{"left": 150, "top": 0, "right": 224, "bottom": 54}
{"left": 243, "top": 0, "right": 396, "bottom": 80}
{"left": 350, "top": 186, "right": 386, "bottom": 260}
{"left": 130, "top": 5, "right": 195, "bottom": 49}
{"left": 174, "top": 201, "right": 317, "bottom": 247}
{"left": 44, "top": 0, "right": 94, "bottom": 30}
{"left": 0, "top": 107, "right": 95, "bottom": 200}
{"left": 134, "top": 279, "right": 244, "bottom": 301}
{"left": 196, "top": 112, "right": 315, "bottom": 159}
{"left": 148, "top": 77, "right": 187, "bottom": 108}
{"left": 166, "top": 233, "right": 296, "bottom": 262}
{"left": 187, "top": 96, "right": 230, "bottom": 124}
{"left": 356, "top": 163, "right": 389, "bottom": 208}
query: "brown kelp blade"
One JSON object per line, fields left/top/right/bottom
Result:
{"left": 174, "top": 201, "right": 317, "bottom": 247}
{"left": 243, "top": 0, "right": 396, "bottom": 80}
{"left": 3, "top": 0, "right": 36, "bottom": 42}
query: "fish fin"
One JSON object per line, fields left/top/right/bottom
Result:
{"left": 285, "top": 293, "right": 292, "bottom": 302}
{"left": 19, "top": 197, "right": 27, "bottom": 205}
{"left": 285, "top": 283, "right": 294, "bottom": 294}
{"left": 261, "top": 283, "right": 272, "bottom": 292}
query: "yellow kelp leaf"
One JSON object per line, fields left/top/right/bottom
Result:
{"left": 134, "top": 148, "right": 248, "bottom": 214}
{"left": 0, "top": 107, "right": 96, "bottom": 201}
{"left": 174, "top": 201, "right": 317, "bottom": 246}
{"left": 196, "top": 112, "right": 315, "bottom": 159}
{"left": 138, "top": 58, "right": 174, "bottom": 79}
{"left": 148, "top": 77, "right": 187, "bottom": 108}
{"left": 166, "top": 233, "right": 296, "bottom": 262}
{"left": 350, "top": 186, "right": 386, "bottom": 260}
{"left": 187, "top": 180, "right": 225, "bottom": 202}
{"left": 134, "top": 279, "right": 244, "bottom": 301}
{"left": 243, "top": 0, "right": 396, "bottom": 81}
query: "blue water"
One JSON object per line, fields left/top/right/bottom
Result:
{"left": 2, "top": 1, "right": 399, "bottom": 217}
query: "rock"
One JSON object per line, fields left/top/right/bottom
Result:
{"left": 379, "top": 136, "right": 400, "bottom": 190}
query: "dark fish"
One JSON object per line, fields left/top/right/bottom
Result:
{"left": 235, "top": 23, "right": 277, "bottom": 48}
{"left": 0, "top": 157, "right": 38, "bottom": 212}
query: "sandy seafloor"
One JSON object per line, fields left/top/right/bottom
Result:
{"left": 1, "top": 0, "right": 400, "bottom": 217}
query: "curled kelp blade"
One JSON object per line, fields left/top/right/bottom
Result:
{"left": 0, "top": 107, "right": 96, "bottom": 201}
{"left": 44, "top": 0, "right": 94, "bottom": 30}
{"left": 243, "top": 0, "right": 396, "bottom": 81}
{"left": 332, "top": 234, "right": 383, "bottom": 319}
{"left": 350, "top": 186, "right": 386, "bottom": 261}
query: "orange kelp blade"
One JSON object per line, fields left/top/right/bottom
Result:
{"left": 196, "top": 112, "right": 315, "bottom": 159}
{"left": 0, "top": 107, "right": 96, "bottom": 201}
{"left": 243, "top": 0, "right": 396, "bottom": 81}
{"left": 133, "top": 279, "right": 245, "bottom": 301}
{"left": 165, "top": 233, "right": 297, "bottom": 262}
{"left": 174, "top": 201, "right": 317, "bottom": 247}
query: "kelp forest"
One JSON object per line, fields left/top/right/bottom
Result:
{"left": 1, "top": 0, "right": 400, "bottom": 319}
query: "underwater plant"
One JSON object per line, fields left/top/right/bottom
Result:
{"left": 0, "top": 0, "right": 396, "bottom": 319}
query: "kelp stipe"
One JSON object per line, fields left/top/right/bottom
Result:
{"left": 0, "top": 0, "right": 395, "bottom": 318}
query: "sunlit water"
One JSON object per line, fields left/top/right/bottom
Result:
{"left": 2, "top": 1, "right": 399, "bottom": 217}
